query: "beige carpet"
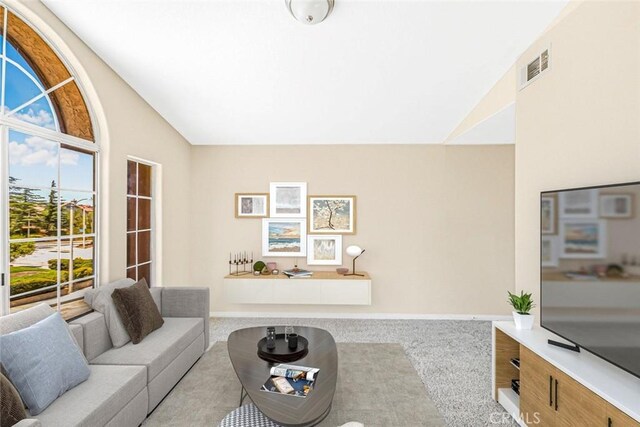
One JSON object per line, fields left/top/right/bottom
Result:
{"left": 144, "top": 342, "right": 445, "bottom": 427}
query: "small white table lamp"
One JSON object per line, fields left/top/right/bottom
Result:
{"left": 345, "top": 245, "right": 365, "bottom": 277}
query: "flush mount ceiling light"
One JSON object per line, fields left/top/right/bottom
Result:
{"left": 286, "top": 0, "right": 334, "bottom": 25}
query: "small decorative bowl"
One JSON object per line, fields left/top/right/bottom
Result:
{"left": 336, "top": 268, "right": 349, "bottom": 275}
{"left": 271, "top": 269, "right": 280, "bottom": 275}
{"left": 253, "top": 271, "right": 261, "bottom": 276}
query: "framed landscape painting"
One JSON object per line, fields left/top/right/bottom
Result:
{"left": 307, "top": 235, "right": 342, "bottom": 265}
{"left": 559, "top": 219, "right": 606, "bottom": 259}
{"left": 270, "top": 182, "right": 307, "bottom": 218}
{"left": 262, "top": 218, "right": 306, "bottom": 257}
{"left": 235, "top": 193, "right": 268, "bottom": 218}
{"left": 308, "top": 195, "right": 356, "bottom": 234}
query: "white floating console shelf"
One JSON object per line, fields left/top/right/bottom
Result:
{"left": 223, "top": 271, "right": 372, "bottom": 305}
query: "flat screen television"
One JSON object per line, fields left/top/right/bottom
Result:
{"left": 541, "top": 181, "right": 640, "bottom": 379}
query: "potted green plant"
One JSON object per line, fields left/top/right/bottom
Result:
{"left": 508, "top": 290, "right": 535, "bottom": 330}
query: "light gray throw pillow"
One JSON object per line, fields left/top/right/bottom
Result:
{"left": 88, "top": 278, "right": 135, "bottom": 347}
{"left": 0, "top": 313, "right": 90, "bottom": 415}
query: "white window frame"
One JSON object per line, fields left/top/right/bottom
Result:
{"left": 0, "top": 5, "right": 100, "bottom": 316}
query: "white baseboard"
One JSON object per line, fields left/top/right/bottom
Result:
{"left": 209, "top": 311, "right": 511, "bottom": 321}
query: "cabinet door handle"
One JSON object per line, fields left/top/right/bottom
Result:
{"left": 555, "top": 379, "right": 559, "bottom": 411}
{"left": 549, "top": 375, "right": 553, "bottom": 406}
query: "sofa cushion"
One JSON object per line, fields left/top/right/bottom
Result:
{"left": 90, "top": 317, "right": 203, "bottom": 382}
{"left": 83, "top": 278, "right": 134, "bottom": 306}
{"left": 36, "top": 364, "right": 146, "bottom": 427}
{"left": 70, "top": 312, "right": 113, "bottom": 361}
{"left": 1, "top": 370, "right": 27, "bottom": 425}
{"left": 0, "top": 303, "right": 55, "bottom": 335}
{"left": 111, "top": 279, "right": 164, "bottom": 344}
{"left": 0, "top": 313, "right": 90, "bottom": 415}
{"left": 87, "top": 278, "right": 135, "bottom": 348}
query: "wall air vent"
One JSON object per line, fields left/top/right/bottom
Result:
{"left": 519, "top": 46, "right": 550, "bottom": 90}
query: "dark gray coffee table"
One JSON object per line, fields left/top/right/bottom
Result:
{"left": 227, "top": 326, "right": 338, "bottom": 427}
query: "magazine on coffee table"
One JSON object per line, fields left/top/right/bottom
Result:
{"left": 260, "top": 364, "right": 320, "bottom": 398}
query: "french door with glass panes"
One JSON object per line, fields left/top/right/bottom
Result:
{"left": 126, "top": 159, "right": 154, "bottom": 286}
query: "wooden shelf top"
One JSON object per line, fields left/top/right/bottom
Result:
{"left": 224, "top": 271, "right": 370, "bottom": 280}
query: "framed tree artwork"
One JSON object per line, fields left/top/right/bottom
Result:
{"left": 235, "top": 193, "right": 269, "bottom": 218}
{"left": 307, "top": 235, "right": 342, "bottom": 265}
{"left": 262, "top": 218, "right": 307, "bottom": 257}
{"left": 599, "top": 194, "right": 633, "bottom": 218}
{"left": 308, "top": 195, "right": 356, "bottom": 234}
{"left": 270, "top": 182, "right": 307, "bottom": 218}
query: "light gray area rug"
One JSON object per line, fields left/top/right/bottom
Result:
{"left": 144, "top": 342, "right": 445, "bottom": 426}
{"left": 208, "top": 318, "right": 516, "bottom": 427}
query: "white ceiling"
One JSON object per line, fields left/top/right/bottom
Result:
{"left": 43, "top": 0, "right": 567, "bottom": 145}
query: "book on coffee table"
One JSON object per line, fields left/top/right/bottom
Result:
{"left": 260, "top": 364, "right": 319, "bottom": 398}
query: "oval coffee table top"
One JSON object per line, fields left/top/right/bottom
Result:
{"left": 227, "top": 326, "right": 338, "bottom": 427}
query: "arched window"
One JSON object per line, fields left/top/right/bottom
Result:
{"left": 1, "top": 6, "right": 98, "bottom": 319}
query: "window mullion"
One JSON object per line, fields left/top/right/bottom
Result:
{"left": 56, "top": 142, "right": 62, "bottom": 311}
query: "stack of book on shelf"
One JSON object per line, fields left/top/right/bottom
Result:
{"left": 283, "top": 269, "right": 313, "bottom": 279}
{"left": 261, "top": 364, "right": 320, "bottom": 398}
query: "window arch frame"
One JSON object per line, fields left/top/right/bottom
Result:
{"left": 0, "top": 3, "right": 102, "bottom": 318}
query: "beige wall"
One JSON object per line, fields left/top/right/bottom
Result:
{"left": 515, "top": 1, "right": 640, "bottom": 316}
{"left": 191, "top": 145, "right": 515, "bottom": 315}
{"left": 445, "top": 65, "right": 516, "bottom": 143}
{"left": 12, "top": 0, "right": 193, "bottom": 286}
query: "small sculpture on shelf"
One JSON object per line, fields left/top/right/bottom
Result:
{"left": 229, "top": 251, "right": 253, "bottom": 276}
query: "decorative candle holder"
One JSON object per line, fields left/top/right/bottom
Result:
{"left": 229, "top": 251, "right": 253, "bottom": 276}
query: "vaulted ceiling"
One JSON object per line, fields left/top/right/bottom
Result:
{"left": 43, "top": 0, "right": 567, "bottom": 145}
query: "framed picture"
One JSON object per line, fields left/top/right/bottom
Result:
{"left": 541, "top": 236, "right": 559, "bottom": 267}
{"left": 541, "top": 195, "right": 557, "bottom": 234}
{"left": 308, "top": 195, "right": 356, "bottom": 234}
{"left": 559, "top": 219, "right": 607, "bottom": 259}
{"left": 262, "top": 218, "right": 306, "bottom": 257}
{"left": 270, "top": 182, "right": 307, "bottom": 218}
{"left": 559, "top": 189, "right": 598, "bottom": 219}
{"left": 307, "top": 235, "right": 342, "bottom": 265}
{"left": 235, "top": 193, "right": 269, "bottom": 218}
{"left": 599, "top": 194, "right": 633, "bottom": 218}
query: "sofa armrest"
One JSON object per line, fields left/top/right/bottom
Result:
{"left": 161, "top": 287, "right": 210, "bottom": 350}
{"left": 14, "top": 419, "right": 42, "bottom": 427}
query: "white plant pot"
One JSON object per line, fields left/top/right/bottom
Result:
{"left": 513, "top": 312, "right": 535, "bottom": 330}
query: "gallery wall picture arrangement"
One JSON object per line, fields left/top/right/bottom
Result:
{"left": 235, "top": 193, "right": 269, "bottom": 218}
{"left": 270, "top": 182, "right": 307, "bottom": 218}
{"left": 262, "top": 218, "right": 307, "bottom": 257}
{"left": 308, "top": 195, "right": 356, "bottom": 234}
{"left": 307, "top": 235, "right": 342, "bottom": 266}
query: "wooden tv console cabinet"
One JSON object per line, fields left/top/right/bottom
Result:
{"left": 492, "top": 321, "right": 640, "bottom": 426}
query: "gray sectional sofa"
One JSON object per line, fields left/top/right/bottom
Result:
{"left": 3, "top": 281, "right": 209, "bottom": 427}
